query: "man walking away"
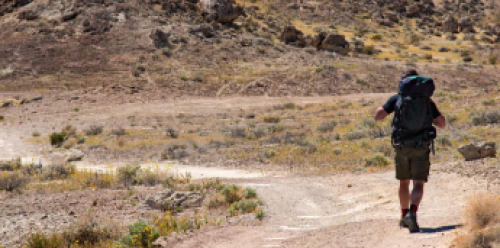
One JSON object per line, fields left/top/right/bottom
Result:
{"left": 373, "top": 69, "right": 446, "bottom": 233}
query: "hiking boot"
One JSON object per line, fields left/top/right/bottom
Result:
{"left": 399, "top": 218, "right": 409, "bottom": 228}
{"left": 402, "top": 212, "right": 420, "bottom": 233}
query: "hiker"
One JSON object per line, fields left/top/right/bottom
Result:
{"left": 373, "top": 69, "right": 446, "bottom": 233}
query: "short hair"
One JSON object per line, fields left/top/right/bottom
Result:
{"left": 402, "top": 69, "right": 418, "bottom": 79}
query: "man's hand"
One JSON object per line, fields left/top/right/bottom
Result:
{"left": 433, "top": 115, "right": 446, "bottom": 128}
{"left": 374, "top": 107, "right": 389, "bottom": 121}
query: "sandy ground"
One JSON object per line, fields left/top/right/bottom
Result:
{"left": 0, "top": 95, "right": 496, "bottom": 247}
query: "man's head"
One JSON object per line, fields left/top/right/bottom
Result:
{"left": 401, "top": 69, "right": 418, "bottom": 79}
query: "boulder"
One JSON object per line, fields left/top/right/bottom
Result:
{"left": 458, "top": 142, "right": 496, "bottom": 161}
{"left": 458, "top": 16, "right": 474, "bottom": 33}
{"left": 280, "top": 26, "right": 307, "bottom": 47}
{"left": 442, "top": 15, "right": 458, "bottom": 33}
{"left": 316, "top": 33, "right": 350, "bottom": 55}
{"left": 146, "top": 190, "right": 204, "bottom": 211}
{"left": 65, "top": 149, "right": 85, "bottom": 162}
{"left": 200, "top": 0, "right": 244, "bottom": 24}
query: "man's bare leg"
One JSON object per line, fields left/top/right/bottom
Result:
{"left": 411, "top": 180, "right": 425, "bottom": 210}
{"left": 399, "top": 180, "right": 411, "bottom": 210}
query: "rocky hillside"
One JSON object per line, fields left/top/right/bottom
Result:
{"left": 0, "top": 0, "right": 499, "bottom": 96}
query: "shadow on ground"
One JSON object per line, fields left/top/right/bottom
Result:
{"left": 420, "top": 224, "right": 463, "bottom": 233}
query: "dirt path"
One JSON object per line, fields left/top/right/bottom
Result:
{"left": 168, "top": 169, "right": 489, "bottom": 248}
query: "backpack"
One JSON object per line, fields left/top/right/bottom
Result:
{"left": 392, "top": 75, "right": 436, "bottom": 148}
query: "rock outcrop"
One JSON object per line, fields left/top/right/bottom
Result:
{"left": 458, "top": 142, "right": 497, "bottom": 161}
{"left": 280, "top": 26, "right": 307, "bottom": 47}
{"left": 200, "top": 0, "right": 244, "bottom": 24}
{"left": 312, "top": 32, "right": 350, "bottom": 55}
{"left": 146, "top": 190, "right": 204, "bottom": 211}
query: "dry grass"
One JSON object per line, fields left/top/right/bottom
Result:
{"left": 454, "top": 193, "right": 500, "bottom": 248}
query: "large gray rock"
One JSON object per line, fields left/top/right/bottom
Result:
{"left": 146, "top": 190, "right": 204, "bottom": 211}
{"left": 200, "top": 0, "right": 244, "bottom": 24}
{"left": 458, "top": 142, "right": 496, "bottom": 161}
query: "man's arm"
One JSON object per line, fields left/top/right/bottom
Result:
{"left": 433, "top": 115, "right": 446, "bottom": 129}
{"left": 374, "top": 107, "right": 389, "bottom": 121}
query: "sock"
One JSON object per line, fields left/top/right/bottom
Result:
{"left": 410, "top": 204, "right": 418, "bottom": 213}
{"left": 402, "top": 208, "right": 409, "bottom": 217}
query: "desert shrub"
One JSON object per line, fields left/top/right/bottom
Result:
{"left": 274, "top": 102, "right": 296, "bottom": 110}
{"left": 251, "top": 127, "right": 267, "bottom": 139}
{"left": 256, "top": 209, "right": 265, "bottom": 220}
{"left": 482, "top": 99, "right": 495, "bottom": 106}
{"left": 371, "top": 34, "right": 383, "bottom": 41}
{"left": 370, "top": 126, "right": 392, "bottom": 138}
{"left": 136, "top": 169, "right": 161, "bottom": 186}
{"left": 375, "top": 143, "right": 394, "bottom": 157}
{"left": 78, "top": 171, "right": 115, "bottom": 189}
{"left": 465, "top": 194, "right": 500, "bottom": 230}
{"left": 345, "top": 130, "right": 369, "bottom": 140}
{"left": 220, "top": 184, "right": 242, "bottom": 204}
{"left": 155, "top": 213, "right": 204, "bottom": 236}
{"left": 50, "top": 131, "right": 68, "bottom": 147}
{"left": 42, "top": 164, "right": 75, "bottom": 180}
{"left": 243, "top": 188, "right": 257, "bottom": 199}
{"left": 364, "top": 153, "right": 390, "bottom": 167}
{"left": 263, "top": 116, "right": 281, "bottom": 123}
{"left": 85, "top": 125, "right": 103, "bottom": 136}
{"left": 471, "top": 110, "right": 500, "bottom": 125}
{"left": 166, "top": 128, "right": 178, "bottom": 138}
{"left": 117, "top": 164, "right": 141, "bottom": 188}
{"left": 111, "top": 128, "right": 126, "bottom": 136}
{"left": 120, "top": 221, "right": 159, "bottom": 248}
{"left": 362, "top": 45, "right": 378, "bottom": 55}
{"left": 454, "top": 194, "right": 500, "bottom": 248}
{"left": 230, "top": 126, "right": 247, "bottom": 138}
{"left": 32, "top": 131, "right": 40, "bottom": 137}
{"left": 0, "top": 158, "right": 21, "bottom": 171}
{"left": 317, "top": 121, "right": 337, "bottom": 133}
{"left": 436, "top": 135, "right": 452, "bottom": 147}
{"left": 488, "top": 55, "right": 497, "bottom": 65}
{"left": 25, "top": 233, "right": 63, "bottom": 248}
{"left": 161, "top": 143, "right": 189, "bottom": 160}
{"left": 333, "top": 148, "right": 342, "bottom": 155}
{"left": 0, "top": 115, "right": 4, "bottom": 121}
{"left": 230, "top": 200, "right": 260, "bottom": 216}
{"left": 0, "top": 171, "right": 29, "bottom": 191}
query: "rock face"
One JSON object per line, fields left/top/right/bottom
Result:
{"left": 200, "top": 0, "right": 244, "bottom": 24}
{"left": 458, "top": 142, "right": 497, "bottom": 161}
{"left": 442, "top": 15, "right": 459, "bottom": 33}
{"left": 280, "top": 26, "right": 307, "bottom": 47}
{"left": 312, "top": 32, "right": 350, "bottom": 55}
{"left": 146, "top": 190, "right": 204, "bottom": 211}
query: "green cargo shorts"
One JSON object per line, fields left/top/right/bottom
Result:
{"left": 395, "top": 146, "right": 431, "bottom": 182}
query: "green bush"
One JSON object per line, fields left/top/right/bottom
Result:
{"left": 136, "top": 169, "right": 160, "bottom": 186}
{"left": 243, "top": 188, "right": 257, "bottom": 199}
{"left": 229, "top": 200, "right": 260, "bottom": 216}
{"left": 50, "top": 131, "right": 68, "bottom": 147}
{"left": 26, "top": 233, "right": 62, "bottom": 248}
{"left": 117, "top": 164, "right": 141, "bottom": 188}
{"left": 365, "top": 153, "right": 390, "bottom": 167}
{"left": 220, "top": 185, "right": 242, "bottom": 204}
{"left": 120, "top": 221, "right": 159, "bottom": 248}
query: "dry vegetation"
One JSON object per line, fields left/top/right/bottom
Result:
{"left": 454, "top": 193, "right": 500, "bottom": 248}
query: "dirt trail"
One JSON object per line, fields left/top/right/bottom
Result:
{"left": 169, "top": 169, "right": 488, "bottom": 248}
